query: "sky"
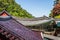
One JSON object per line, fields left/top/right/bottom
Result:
{"left": 15, "top": 0, "right": 54, "bottom": 17}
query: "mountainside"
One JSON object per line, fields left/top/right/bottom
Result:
{"left": 0, "top": 0, "right": 34, "bottom": 18}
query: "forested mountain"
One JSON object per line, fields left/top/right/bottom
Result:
{"left": 0, "top": 0, "right": 34, "bottom": 18}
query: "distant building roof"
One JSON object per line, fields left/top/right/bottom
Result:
{"left": 13, "top": 16, "right": 53, "bottom": 26}
{"left": 17, "top": 19, "right": 53, "bottom": 26}
{"left": 13, "top": 16, "right": 51, "bottom": 21}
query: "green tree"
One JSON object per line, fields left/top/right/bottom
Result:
{"left": 0, "top": 0, "right": 34, "bottom": 18}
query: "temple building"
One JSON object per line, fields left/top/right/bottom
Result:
{"left": 15, "top": 16, "right": 60, "bottom": 36}
{"left": 13, "top": 16, "right": 54, "bottom": 31}
{"left": 13, "top": 15, "right": 56, "bottom": 36}
{"left": 0, "top": 10, "right": 43, "bottom": 40}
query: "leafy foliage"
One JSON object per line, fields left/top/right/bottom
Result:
{"left": 49, "top": 12, "right": 53, "bottom": 17}
{"left": 0, "top": 0, "right": 34, "bottom": 18}
{"left": 49, "top": 4, "right": 60, "bottom": 18}
{"left": 55, "top": 15, "right": 60, "bottom": 18}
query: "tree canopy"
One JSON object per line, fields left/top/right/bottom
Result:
{"left": 49, "top": 4, "right": 60, "bottom": 18}
{"left": 0, "top": 0, "right": 34, "bottom": 18}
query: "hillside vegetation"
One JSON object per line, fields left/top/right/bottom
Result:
{"left": 0, "top": 0, "right": 34, "bottom": 18}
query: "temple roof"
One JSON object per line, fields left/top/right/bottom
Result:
{"left": 0, "top": 10, "right": 12, "bottom": 21}
{"left": 13, "top": 16, "right": 51, "bottom": 21}
{"left": 13, "top": 16, "right": 53, "bottom": 26}
{"left": 0, "top": 10, "right": 43, "bottom": 40}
